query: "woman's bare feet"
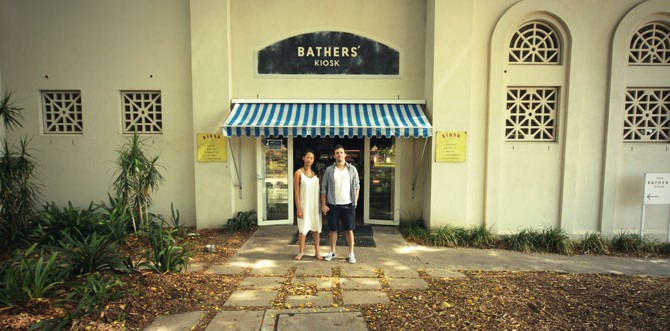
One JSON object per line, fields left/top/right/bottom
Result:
{"left": 294, "top": 253, "right": 304, "bottom": 260}
{"left": 315, "top": 254, "right": 324, "bottom": 261}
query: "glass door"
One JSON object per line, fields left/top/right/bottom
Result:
{"left": 364, "top": 137, "right": 399, "bottom": 225}
{"left": 256, "top": 137, "right": 293, "bottom": 226}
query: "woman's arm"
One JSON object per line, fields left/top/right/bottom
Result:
{"left": 293, "top": 170, "right": 303, "bottom": 218}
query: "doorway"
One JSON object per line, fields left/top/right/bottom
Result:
{"left": 294, "top": 137, "right": 365, "bottom": 224}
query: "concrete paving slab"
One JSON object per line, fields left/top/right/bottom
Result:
{"left": 382, "top": 267, "right": 422, "bottom": 278}
{"left": 223, "top": 290, "right": 277, "bottom": 307}
{"left": 387, "top": 277, "right": 429, "bottom": 290}
{"left": 294, "top": 263, "right": 334, "bottom": 276}
{"left": 260, "top": 308, "right": 366, "bottom": 331}
{"left": 206, "top": 264, "right": 248, "bottom": 275}
{"left": 277, "top": 310, "right": 367, "bottom": 331}
{"left": 248, "top": 266, "right": 290, "bottom": 276}
{"left": 239, "top": 276, "right": 285, "bottom": 289}
{"left": 340, "top": 277, "right": 382, "bottom": 290}
{"left": 143, "top": 311, "right": 206, "bottom": 331}
{"left": 341, "top": 290, "right": 390, "bottom": 305}
{"left": 205, "top": 311, "right": 264, "bottom": 331}
{"left": 294, "top": 276, "right": 333, "bottom": 289}
{"left": 285, "top": 292, "right": 334, "bottom": 307}
{"left": 339, "top": 265, "right": 378, "bottom": 277}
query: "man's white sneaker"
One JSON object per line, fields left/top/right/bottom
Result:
{"left": 348, "top": 255, "right": 356, "bottom": 264}
{"left": 324, "top": 252, "right": 336, "bottom": 261}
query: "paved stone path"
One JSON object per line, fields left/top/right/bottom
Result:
{"left": 144, "top": 263, "right": 441, "bottom": 330}
{"left": 143, "top": 225, "right": 670, "bottom": 330}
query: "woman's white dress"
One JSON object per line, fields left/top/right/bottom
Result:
{"left": 297, "top": 172, "right": 322, "bottom": 234}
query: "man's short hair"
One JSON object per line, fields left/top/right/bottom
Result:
{"left": 333, "top": 144, "right": 345, "bottom": 153}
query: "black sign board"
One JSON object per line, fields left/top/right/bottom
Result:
{"left": 257, "top": 31, "right": 399, "bottom": 75}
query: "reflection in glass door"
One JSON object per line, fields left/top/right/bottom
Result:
{"left": 257, "top": 137, "right": 293, "bottom": 225}
{"left": 365, "top": 137, "right": 399, "bottom": 225}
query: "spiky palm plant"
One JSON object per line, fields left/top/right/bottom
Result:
{"left": 0, "top": 90, "right": 23, "bottom": 130}
{"left": 0, "top": 90, "right": 39, "bottom": 245}
{"left": 112, "top": 132, "right": 164, "bottom": 232}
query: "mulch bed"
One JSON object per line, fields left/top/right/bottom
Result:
{"left": 1, "top": 228, "right": 669, "bottom": 330}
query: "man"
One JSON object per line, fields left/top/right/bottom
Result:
{"left": 321, "top": 144, "right": 360, "bottom": 263}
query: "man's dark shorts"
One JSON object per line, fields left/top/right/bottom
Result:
{"left": 327, "top": 203, "right": 356, "bottom": 232}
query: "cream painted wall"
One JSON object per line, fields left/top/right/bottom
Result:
{"left": 425, "top": 0, "right": 669, "bottom": 240}
{"left": 1, "top": 0, "right": 668, "bottom": 238}
{"left": 426, "top": 0, "right": 476, "bottom": 228}
{"left": 225, "top": 0, "right": 429, "bottom": 226}
{"left": 0, "top": 0, "right": 196, "bottom": 224}
{"left": 190, "top": 0, "right": 237, "bottom": 228}
{"left": 229, "top": 0, "right": 426, "bottom": 100}
{"left": 603, "top": 0, "right": 670, "bottom": 240}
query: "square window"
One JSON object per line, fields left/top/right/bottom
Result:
{"left": 505, "top": 87, "right": 559, "bottom": 141}
{"left": 41, "top": 90, "right": 83, "bottom": 134}
{"left": 121, "top": 91, "right": 163, "bottom": 134}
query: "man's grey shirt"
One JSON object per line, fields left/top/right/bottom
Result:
{"left": 321, "top": 162, "right": 360, "bottom": 207}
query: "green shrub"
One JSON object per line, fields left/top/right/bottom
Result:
{"left": 32, "top": 273, "right": 131, "bottom": 330}
{"left": 538, "top": 226, "right": 574, "bottom": 255}
{"left": 113, "top": 132, "right": 165, "bottom": 232}
{"left": 578, "top": 232, "right": 610, "bottom": 255}
{"left": 399, "top": 220, "right": 431, "bottom": 244}
{"left": 98, "top": 194, "right": 132, "bottom": 244}
{"left": 0, "top": 139, "right": 40, "bottom": 246}
{"left": 225, "top": 210, "right": 257, "bottom": 231}
{"left": 430, "top": 224, "right": 465, "bottom": 247}
{"left": 0, "top": 91, "right": 40, "bottom": 247}
{"left": 464, "top": 224, "right": 496, "bottom": 248}
{"left": 658, "top": 242, "right": 670, "bottom": 256}
{"left": 141, "top": 219, "right": 193, "bottom": 273}
{"left": 502, "top": 229, "right": 540, "bottom": 253}
{"left": 0, "top": 244, "right": 65, "bottom": 306}
{"left": 33, "top": 202, "right": 104, "bottom": 246}
{"left": 66, "top": 273, "right": 130, "bottom": 314}
{"left": 611, "top": 232, "right": 656, "bottom": 254}
{"left": 58, "top": 230, "right": 124, "bottom": 275}
{"left": 167, "top": 202, "right": 189, "bottom": 236}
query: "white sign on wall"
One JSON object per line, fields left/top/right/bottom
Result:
{"left": 643, "top": 173, "right": 670, "bottom": 205}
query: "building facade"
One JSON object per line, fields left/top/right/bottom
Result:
{"left": 0, "top": 0, "right": 669, "bottom": 239}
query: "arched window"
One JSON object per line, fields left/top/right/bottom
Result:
{"left": 628, "top": 21, "right": 670, "bottom": 65}
{"left": 508, "top": 21, "right": 561, "bottom": 64}
{"left": 505, "top": 20, "right": 564, "bottom": 141}
{"left": 623, "top": 21, "right": 670, "bottom": 142}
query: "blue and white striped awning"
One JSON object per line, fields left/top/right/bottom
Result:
{"left": 222, "top": 102, "right": 432, "bottom": 138}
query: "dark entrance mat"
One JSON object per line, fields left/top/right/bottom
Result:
{"left": 290, "top": 224, "right": 376, "bottom": 247}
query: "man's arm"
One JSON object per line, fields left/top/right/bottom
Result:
{"left": 321, "top": 168, "right": 330, "bottom": 214}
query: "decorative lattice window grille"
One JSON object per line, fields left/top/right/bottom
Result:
{"left": 41, "top": 90, "right": 83, "bottom": 134}
{"left": 629, "top": 22, "right": 670, "bottom": 65}
{"left": 623, "top": 88, "right": 670, "bottom": 142}
{"left": 508, "top": 21, "right": 561, "bottom": 64}
{"left": 505, "top": 87, "right": 559, "bottom": 141}
{"left": 122, "top": 91, "right": 163, "bottom": 134}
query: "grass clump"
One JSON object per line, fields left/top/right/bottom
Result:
{"left": 577, "top": 232, "right": 610, "bottom": 255}
{"left": 225, "top": 210, "right": 257, "bottom": 231}
{"left": 501, "top": 229, "right": 540, "bottom": 253}
{"left": 610, "top": 232, "right": 656, "bottom": 255}
{"left": 431, "top": 224, "right": 465, "bottom": 247}
{"left": 400, "top": 222, "right": 669, "bottom": 257}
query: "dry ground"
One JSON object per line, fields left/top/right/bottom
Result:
{"left": 1, "top": 228, "right": 669, "bottom": 330}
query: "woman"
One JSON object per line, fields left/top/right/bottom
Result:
{"left": 294, "top": 149, "right": 323, "bottom": 260}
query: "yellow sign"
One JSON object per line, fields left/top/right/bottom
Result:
{"left": 435, "top": 131, "right": 466, "bottom": 163}
{"left": 197, "top": 133, "right": 227, "bottom": 162}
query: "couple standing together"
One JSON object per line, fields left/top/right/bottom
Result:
{"left": 294, "top": 145, "right": 360, "bottom": 263}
